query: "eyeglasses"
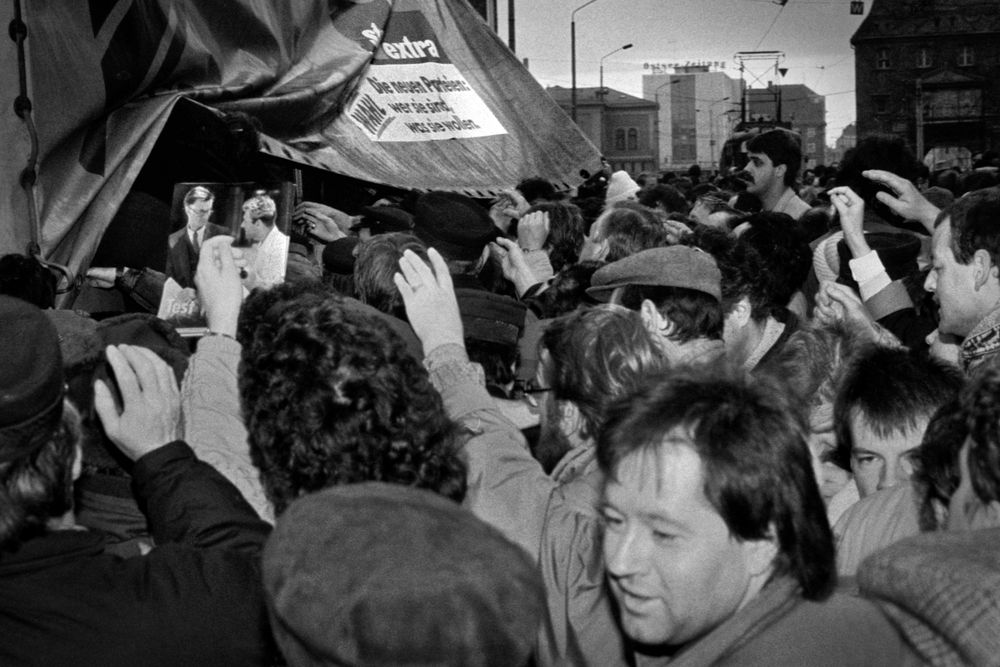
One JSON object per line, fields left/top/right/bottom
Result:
{"left": 512, "top": 379, "right": 554, "bottom": 405}
{"left": 187, "top": 206, "right": 213, "bottom": 216}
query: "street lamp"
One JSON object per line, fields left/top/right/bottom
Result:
{"left": 570, "top": 0, "right": 604, "bottom": 123}
{"left": 707, "top": 97, "right": 730, "bottom": 171}
{"left": 599, "top": 43, "right": 633, "bottom": 98}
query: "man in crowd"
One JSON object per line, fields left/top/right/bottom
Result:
{"left": 924, "top": 186, "right": 1000, "bottom": 374}
{"left": 588, "top": 245, "right": 726, "bottom": 365}
{"left": 166, "top": 185, "right": 228, "bottom": 288}
{"left": 712, "top": 212, "right": 811, "bottom": 372}
{"left": 0, "top": 295, "right": 273, "bottom": 666}
{"left": 833, "top": 345, "right": 963, "bottom": 499}
{"left": 240, "top": 192, "right": 289, "bottom": 289}
{"left": 742, "top": 129, "right": 810, "bottom": 220}
{"left": 597, "top": 363, "right": 908, "bottom": 664}
{"left": 394, "top": 250, "right": 665, "bottom": 666}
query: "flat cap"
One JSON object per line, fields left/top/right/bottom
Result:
{"left": 263, "top": 482, "right": 545, "bottom": 666}
{"left": 587, "top": 246, "right": 722, "bottom": 302}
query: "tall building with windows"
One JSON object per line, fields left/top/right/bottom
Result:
{"left": 547, "top": 86, "right": 658, "bottom": 174}
{"left": 641, "top": 66, "right": 742, "bottom": 171}
{"left": 852, "top": 0, "right": 1000, "bottom": 162}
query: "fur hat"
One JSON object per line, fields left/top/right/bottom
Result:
{"left": 588, "top": 246, "right": 722, "bottom": 302}
{"left": 413, "top": 192, "right": 497, "bottom": 261}
{"left": 605, "top": 170, "right": 640, "bottom": 204}
{"left": 0, "top": 296, "right": 64, "bottom": 461}
{"left": 263, "top": 482, "right": 545, "bottom": 666}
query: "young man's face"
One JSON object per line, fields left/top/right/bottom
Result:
{"left": 924, "top": 219, "right": 982, "bottom": 337}
{"left": 601, "top": 434, "right": 773, "bottom": 647}
{"left": 849, "top": 412, "right": 929, "bottom": 498}
{"left": 744, "top": 152, "right": 783, "bottom": 196}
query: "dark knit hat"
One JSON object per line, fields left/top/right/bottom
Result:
{"left": 836, "top": 232, "right": 921, "bottom": 292}
{"left": 0, "top": 296, "right": 64, "bottom": 461}
{"left": 351, "top": 205, "right": 414, "bottom": 234}
{"left": 321, "top": 237, "right": 361, "bottom": 275}
{"left": 456, "top": 288, "right": 526, "bottom": 347}
{"left": 587, "top": 246, "right": 722, "bottom": 302}
{"left": 413, "top": 191, "right": 497, "bottom": 261}
{"left": 263, "top": 482, "right": 545, "bottom": 667}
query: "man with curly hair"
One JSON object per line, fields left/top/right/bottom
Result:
{"left": 238, "top": 284, "right": 467, "bottom": 515}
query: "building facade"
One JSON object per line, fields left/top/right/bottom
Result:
{"left": 641, "top": 66, "right": 742, "bottom": 171}
{"left": 547, "top": 86, "right": 658, "bottom": 174}
{"left": 852, "top": 0, "right": 1000, "bottom": 163}
{"left": 746, "top": 83, "right": 827, "bottom": 167}
{"left": 828, "top": 122, "right": 858, "bottom": 165}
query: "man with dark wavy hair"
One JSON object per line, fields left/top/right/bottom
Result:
{"left": 597, "top": 363, "right": 906, "bottom": 663}
{"left": 238, "top": 285, "right": 467, "bottom": 515}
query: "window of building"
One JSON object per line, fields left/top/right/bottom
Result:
{"left": 917, "top": 48, "right": 932, "bottom": 69}
{"left": 627, "top": 128, "right": 638, "bottom": 150}
{"left": 614, "top": 128, "right": 626, "bottom": 151}
{"left": 876, "top": 48, "right": 891, "bottom": 69}
{"left": 873, "top": 95, "right": 889, "bottom": 114}
{"left": 958, "top": 46, "right": 975, "bottom": 67}
{"left": 807, "top": 142, "right": 816, "bottom": 153}
{"left": 806, "top": 127, "right": 816, "bottom": 139}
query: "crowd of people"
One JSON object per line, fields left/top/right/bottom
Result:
{"left": 3, "top": 127, "right": 1000, "bottom": 665}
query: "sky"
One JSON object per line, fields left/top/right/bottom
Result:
{"left": 496, "top": 0, "right": 867, "bottom": 148}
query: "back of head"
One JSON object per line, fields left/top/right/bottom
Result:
{"left": 723, "top": 211, "right": 811, "bottom": 320}
{"left": 836, "top": 134, "right": 921, "bottom": 224}
{"left": 354, "top": 233, "right": 428, "bottom": 319}
{"left": 833, "top": 345, "right": 964, "bottom": 471}
{"left": 638, "top": 184, "right": 688, "bottom": 215}
{"left": 597, "top": 202, "right": 669, "bottom": 262}
{"left": 264, "top": 482, "right": 544, "bottom": 667}
{"left": 745, "top": 129, "right": 803, "bottom": 186}
{"left": 517, "top": 176, "right": 558, "bottom": 204}
{"left": 598, "top": 362, "right": 835, "bottom": 599}
{"left": 238, "top": 288, "right": 466, "bottom": 514}
{"left": 542, "top": 304, "right": 667, "bottom": 440}
{"left": 0, "top": 296, "right": 77, "bottom": 551}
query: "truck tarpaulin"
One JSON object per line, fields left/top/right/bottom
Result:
{"left": 2, "top": 0, "right": 600, "bottom": 276}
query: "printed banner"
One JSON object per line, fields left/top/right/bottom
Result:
{"left": 345, "top": 11, "right": 506, "bottom": 142}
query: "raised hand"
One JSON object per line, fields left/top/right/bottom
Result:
{"left": 490, "top": 237, "right": 540, "bottom": 297}
{"left": 828, "top": 186, "right": 871, "bottom": 259}
{"left": 94, "top": 345, "right": 181, "bottom": 461}
{"left": 517, "top": 211, "right": 550, "bottom": 251}
{"left": 394, "top": 248, "right": 464, "bottom": 355}
{"left": 864, "top": 169, "right": 940, "bottom": 232}
{"left": 293, "top": 201, "right": 354, "bottom": 241}
{"left": 195, "top": 235, "right": 243, "bottom": 337}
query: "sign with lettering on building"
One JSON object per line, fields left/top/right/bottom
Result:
{"left": 345, "top": 11, "right": 506, "bottom": 142}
